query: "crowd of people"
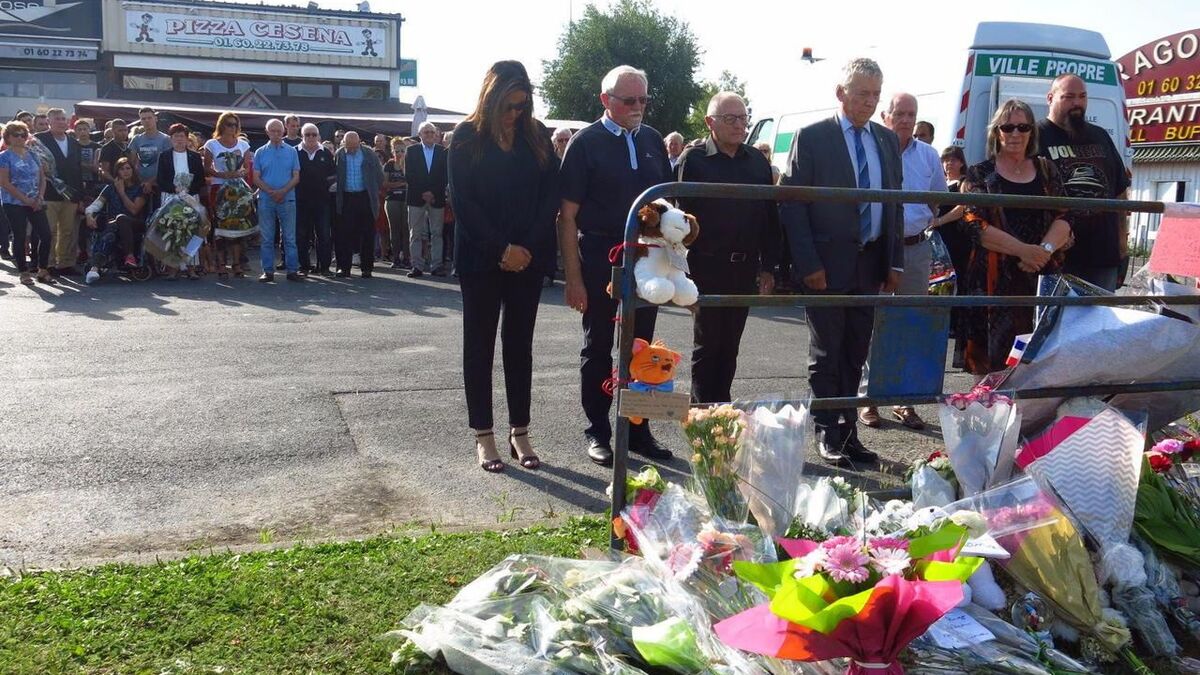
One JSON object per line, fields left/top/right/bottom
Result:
{"left": 0, "top": 57, "right": 1130, "bottom": 475}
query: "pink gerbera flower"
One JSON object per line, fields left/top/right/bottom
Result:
{"left": 823, "top": 541, "right": 870, "bottom": 583}
{"left": 868, "top": 536, "right": 909, "bottom": 552}
{"left": 820, "top": 535, "right": 858, "bottom": 551}
{"left": 870, "top": 547, "right": 912, "bottom": 576}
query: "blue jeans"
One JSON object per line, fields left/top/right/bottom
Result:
{"left": 259, "top": 198, "right": 298, "bottom": 274}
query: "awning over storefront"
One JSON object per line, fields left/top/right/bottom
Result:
{"left": 73, "top": 99, "right": 464, "bottom": 140}
{"left": 1133, "top": 144, "right": 1200, "bottom": 163}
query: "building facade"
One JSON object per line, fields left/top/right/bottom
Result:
{"left": 1117, "top": 28, "right": 1200, "bottom": 252}
{"left": 0, "top": 0, "right": 103, "bottom": 115}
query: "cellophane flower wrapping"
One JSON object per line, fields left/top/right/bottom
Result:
{"left": 939, "top": 388, "right": 1021, "bottom": 496}
{"left": 683, "top": 404, "right": 749, "bottom": 522}
{"left": 213, "top": 153, "right": 256, "bottom": 238}
{"left": 144, "top": 182, "right": 208, "bottom": 268}
{"left": 613, "top": 465, "right": 667, "bottom": 554}
{"left": 927, "top": 230, "right": 957, "bottom": 296}
{"left": 1135, "top": 454, "right": 1200, "bottom": 570}
{"left": 27, "top": 136, "right": 79, "bottom": 201}
{"left": 715, "top": 516, "right": 983, "bottom": 675}
{"left": 734, "top": 401, "right": 811, "bottom": 539}
{"left": 391, "top": 554, "right": 764, "bottom": 674}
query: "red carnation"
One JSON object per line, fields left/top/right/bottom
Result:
{"left": 1147, "top": 451, "right": 1174, "bottom": 474}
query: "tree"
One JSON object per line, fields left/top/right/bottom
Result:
{"left": 541, "top": 0, "right": 702, "bottom": 136}
{"left": 681, "top": 70, "right": 749, "bottom": 140}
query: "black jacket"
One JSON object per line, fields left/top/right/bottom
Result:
{"left": 156, "top": 149, "right": 206, "bottom": 197}
{"left": 34, "top": 131, "right": 83, "bottom": 202}
{"left": 297, "top": 146, "right": 335, "bottom": 200}
{"left": 404, "top": 142, "right": 448, "bottom": 208}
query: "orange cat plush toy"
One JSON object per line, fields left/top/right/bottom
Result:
{"left": 626, "top": 338, "right": 682, "bottom": 424}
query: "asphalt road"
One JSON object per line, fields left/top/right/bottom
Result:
{"left": 0, "top": 255, "right": 967, "bottom": 569}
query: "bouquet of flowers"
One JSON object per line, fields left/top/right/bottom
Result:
{"left": 143, "top": 175, "right": 209, "bottom": 268}
{"left": 213, "top": 153, "right": 256, "bottom": 238}
{"left": 734, "top": 401, "right": 811, "bottom": 540}
{"left": 927, "top": 230, "right": 957, "bottom": 296}
{"left": 683, "top": 404, "right": 749, "bottom": 522}
{"left": 27, "top": 135, "right": 80, "bottom": 201}
{"left": 906, "top": 450, "right": 959, "bottom": 508}
{"left": 939, "top": 386, "right": 1021, "bottom": 496}
{"left": 1136, "top": 446, "right": 1200, "bottom": 570}
{"left": 613, "top": 465, "right": 667, "bottom": 554}
{"left": 714, "top": 514, "right": 983, "bottom": 674}
{"left": 783, "top": 476, "right": 871, "bottom": 544}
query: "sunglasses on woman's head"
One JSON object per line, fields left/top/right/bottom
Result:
{"left": 997, "top": 123, "right": 1033, "bottom": 133}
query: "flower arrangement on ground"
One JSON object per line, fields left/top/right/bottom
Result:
{"left": 683, "top": 404, "right": 749, "bottom": 522}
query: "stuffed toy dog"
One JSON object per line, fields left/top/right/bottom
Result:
{"left": 633, "top": 199, "right": 700, "bottom": 306}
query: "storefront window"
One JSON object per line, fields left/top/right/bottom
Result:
{"left": 339, "top": 84, "right": 387, "bottom": 100}
{"left": 123, "top": 74, "right": 174, "bottom": 91}
{"left": 235, "top": 80, "right": 282, "bottom": 96}
{"left": 41, "top": 72, "right": 96, "bottom": 100}
{"left": 180, "top": 77, "right": 229, "bottom": 94}
{"left": 288, "top": 82, "right": 332, "bottom": 98}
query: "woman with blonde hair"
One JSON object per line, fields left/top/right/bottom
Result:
{"left": 959, "top": 99, "right": 1073, "bottom": 377}
{"left": 203, "top": 111, "right": 253, "bottom": 278}
{"left": 450, "top": 60, "right": 559, "bottom": 472}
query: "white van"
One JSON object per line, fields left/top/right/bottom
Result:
{"left": 747, "top": 22, "right": 1132, "bottom": 174}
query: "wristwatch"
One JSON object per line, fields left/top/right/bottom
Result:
{"left": 1041, "top": 242, "right": 1055, "bottom": 253}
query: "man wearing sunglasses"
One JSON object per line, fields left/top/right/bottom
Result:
{"left": 779, "top": 58, "right": 904, "bottom": 467}
{"left": 558, "top": 64, "right": 675, "bottom": 467}
{"left": 1036, "top": 74, "right": 1129, "bottom": 292}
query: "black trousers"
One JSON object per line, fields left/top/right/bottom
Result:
{"left": 297, "top": 196, "right": 331, "bottom": 272}
{"left": 460, "top": 268, "right": 544, "bottom": 430}
{"left": 690, "top": 256, "right": 757, "bottom": 404}
{"left": 334, "top": 191, "right": 374, "bottom": 273}
{"left": 579, "top": 234, "right": 657, "bottom": 443}
{"left": 3, "top": 204, "right": 51, "bottom": 273}
{"left": 805, "top": 241, "right": 884, "bottom": 441}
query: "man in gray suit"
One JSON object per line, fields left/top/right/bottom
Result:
{"left": 780, "top": 58, "right": 903, "bottom": 466}
{"left": 334, "top": 131, "right": 384, "bottom": 278}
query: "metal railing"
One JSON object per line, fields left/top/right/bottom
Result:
{"left": 608, "top": 182, "right": 1200, "bottom": 549}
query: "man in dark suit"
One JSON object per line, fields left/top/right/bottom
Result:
{"left": 35, "top": 108, "right": 84, "bottom": 275}
{"left": 404, "top": 121, "right": 449, "bottom": 277}
{"left": 779, "top": 58, "right": 904, "bottom": 466}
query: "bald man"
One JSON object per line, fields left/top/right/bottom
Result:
{"left": 1037, "top": 74, "right": 1129, "bottom": 291}
{"left": 334, "top": 131, "right": 384, "bottom": 278}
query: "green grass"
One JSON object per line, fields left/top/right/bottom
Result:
{"left": 0, "top": 517, "right": 608, "bottom": 674}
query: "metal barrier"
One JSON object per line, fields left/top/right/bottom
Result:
{"left": 607, "top": 181, "right": 1200, "bottom": 549}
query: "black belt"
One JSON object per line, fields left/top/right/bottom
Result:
{"left": 857, "top": 238, "right": 882, "bottom": 252}
{"left": 693, "top": 250, "right": 753, "bottom": 263}
{"left": 903, "top": 231, "right": 929, "bottom": 246}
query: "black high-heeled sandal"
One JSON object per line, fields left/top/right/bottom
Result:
{"left": 476, "top": 431, "right": 505, "bottom": 473}
{"left": 509, "top": 428, "right": 540, "bottom": 470}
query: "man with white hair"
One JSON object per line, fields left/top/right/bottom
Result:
{"left": 403, "top": 120, "right": 448, "bottom": 277}
{"left": 779, "top": 58, "right": 904, "bottom": 467}
{"left": 253, "top": 118, "right": 302, "bottom": 281}
{"left": 558, "top": 64, "right": 674, "bottom": 466}
{"left": 552, "top": 127, "right": 572, "bottom": 159}
{"left": 664, "top": 131, "right": 685, "bottom": 170}
{"left": 335, "top": 131, "right": 384, "bottom": 278}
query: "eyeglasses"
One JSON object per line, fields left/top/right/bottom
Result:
{"left": 608, "top": 94, "right": 652, "bottom": 106}
{"left": 504, "top": 100, "right": 530, "bottom": 114}
{"left": 997, "top": 123, "right": 1033, "bottom": 133}
{"left": 714, "top": 113, "right": 750, "bottom": 126}
{"left": 9, "top": 132, "right": 27, "bottom": 138}
{"left": 303, "top": 132, "right": 318, "bottom": 137}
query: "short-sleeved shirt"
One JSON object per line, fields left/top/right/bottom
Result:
{"left": 99, "top": 140, "right": 129, "bottom": 174}
{"left": 253, "top": 141, "right": 301, "bottom": 201}
{"left": 559, "top": 115, "right": 673, "bottom": 239}
{"left": 129, "top": 131, "right": 172, "bottom": 183}
{"left": 283, "top": 136, "right": 302, "bottom": 147}
{"left": 1036, "top": 119, "right": 1130, "bottom": 267}
{"left": 0, "top": 149, "right": 40, "bottom": 204}
{"left": 78, "top": 140, "right": 100, "bottom": 181}
{"left": 97, "top": 183, "right": 145, "bottom": 219}
{"left": 384, "top": 159, "right": 406, "bottom": 201}
{"left": 203, "top": 138, "right": 250, "bottom": 186}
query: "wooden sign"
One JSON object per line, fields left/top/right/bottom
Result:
{"left": 617, "top": 389, "right": 691, "bottom": 421}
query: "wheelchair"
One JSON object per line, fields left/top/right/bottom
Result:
{"left": 84, "top": 214, "right": 155, "bottom": 284}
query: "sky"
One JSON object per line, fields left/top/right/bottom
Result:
{"left": 251, "top": 0, "right": 1191, "bottom": 146}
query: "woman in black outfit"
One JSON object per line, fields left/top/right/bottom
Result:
{"left": 450, "top": 60, "right": 559, "bottom": 473}
{"left": 937, "top": 146, "right": 970, "bottom": 368}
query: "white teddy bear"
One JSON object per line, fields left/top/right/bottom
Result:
{"left": 633, "top": 199, "right": 700, "bottom": 306}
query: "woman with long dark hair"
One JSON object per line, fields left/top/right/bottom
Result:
{"left": 450, "top": 60, "right": 559, "bottom": 473}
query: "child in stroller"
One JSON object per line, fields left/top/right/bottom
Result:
{"left": 83, "top": 157, "right": 149, "bottom": 284}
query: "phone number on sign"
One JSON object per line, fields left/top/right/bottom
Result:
{"left": 210, "top": 37, "right": 312, "bottom": 52}
{"left": 22, "top": 47, "right": 93, "bottom": 59}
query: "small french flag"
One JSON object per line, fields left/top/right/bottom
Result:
{"left": 1006, "top": 333, "right": 1033, "bottom": 367}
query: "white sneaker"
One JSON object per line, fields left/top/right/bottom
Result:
{"left": 85, "top": 268, "right": 100, "bottom": 285}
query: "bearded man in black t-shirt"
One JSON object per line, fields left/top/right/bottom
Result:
{"left": 1036, "top": 74, "right": 1130, "bottom": 291}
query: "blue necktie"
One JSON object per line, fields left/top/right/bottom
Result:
{"left": 852, "top": 126, "right": 872, "bottom": 242}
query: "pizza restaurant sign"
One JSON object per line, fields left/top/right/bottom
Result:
{"left": 124, "top": 9, "right": 388, "bottom": 60}
{"left": 1117, "top": 28, "right": 1200, "bottom": 145}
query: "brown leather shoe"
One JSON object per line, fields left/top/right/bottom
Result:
{"left": 892, "top": 406, "right": 926, "bottom": 430}
{"left": 858, "top": 407, "right": 882, "bottom": 428}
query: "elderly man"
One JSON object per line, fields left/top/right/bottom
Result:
{"left": 296, "top": 122, "right": 336, "bottom": 276}
{"left": 664, "top": 131, "right": 685, "bottom": 170}
{"left": 334, "top": 131, "right": 384, "bottom": 278}
{"left": 1037, "top": 74, "right": 1130, "bottom": 291}
{"left": 253, "top": 119, "right": 302, "bottom": 282}
{"left": 404, "top": 121, "right": 448, "bottom": 277}
{"left": 559, "top": 64, "right": 675, "bottom": 466}
{"left": 676, "top": 92, "right": 780, "bottom": 405}
{"left": 283, "top": 114, "right": 302, "bottom": 147}
{"left": 35, "top": 108, "right": 84, "bottom": 275}
{"left": 858, "top": 93, "right": 947, "bottom": 431}
{"left": 552, "top": 127, "right": 573, "bottom": 159}
{"left": 780, "top": 58, "right": 903, "bottom": 466}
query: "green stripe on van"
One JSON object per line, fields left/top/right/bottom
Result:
{"left": 774, "top": 130, "right": 794, "bottom": 156}
{"left": 974, "top": 52, "right": 1117, "bottom": 85}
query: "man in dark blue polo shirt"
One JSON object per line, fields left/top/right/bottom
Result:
{"left": 558, "top": 65, "right": 674, "bottom": 467}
